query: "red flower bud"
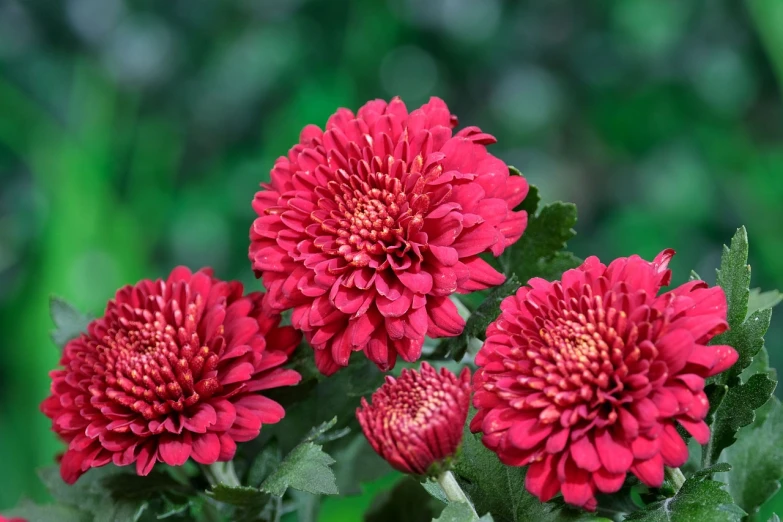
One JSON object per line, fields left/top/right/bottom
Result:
{"left": 357, "top": 362, "right": 471, "bottom": 475}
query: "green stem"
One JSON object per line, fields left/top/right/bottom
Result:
{"left": 437, "top": 471, "right": 479, "bottom": 519}
{"left": 665, "top": 466, "right": 686, "bottom": 492}
{"left": 202, "top": 461, "right": 241, "bottom": 487}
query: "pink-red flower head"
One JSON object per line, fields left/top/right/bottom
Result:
{"left": 471, "top": 250, "right": 738, "bottom": 510}
{"left": 0, "top": 516, "right": 26, "bottom": 522}
{"left": 250, "top": 97, "right": 528, "bottom": 375}
{"left": 41, "top": 267, "right": 301, "bottom": 484}
{"left": 357, "top": 362, "right": 471, "bottom": 475}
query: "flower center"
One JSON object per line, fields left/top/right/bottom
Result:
{"left": 95, "top": 297, "right": 221, "bottom": 420}
{"left": 315, "top": 169, "right": 429, "bottom": 267}
{"left": 508, "top": 294, "right": 635, "bottom": 426}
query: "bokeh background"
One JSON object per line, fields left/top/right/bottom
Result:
{"left": 1, "top": 0, "right": 782, "bottom": 519}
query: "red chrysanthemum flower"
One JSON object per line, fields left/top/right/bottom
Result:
{"left": 41, "top": 267, "right": 301, "bottom": 484}
{"left": 357, "top": 362, "right": 471, "bottom": 475}
{"left": 0, "top": 516, "right": 26, "bottom": 522}
{"left": 471, "top": 250, "right": 738, "bottom": 510}
{"left": 249, "top": 97, "right": 528, "bottom": 375}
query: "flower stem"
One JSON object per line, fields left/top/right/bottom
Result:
{"left": 202, "top": 461, "right": 241, "bottom": 487}
{"left": 437, "top": 470, "right": 479, "bottom": 519}
{"left": 665, "top": 466, "right": 686, "bottom": 491}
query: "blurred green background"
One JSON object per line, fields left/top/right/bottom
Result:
{"left": 1, "top": 0, "right": 782, "bottom": 519}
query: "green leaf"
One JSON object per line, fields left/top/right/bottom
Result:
{"left": 692, "top": 462, "right": 732, "bottom": 479}
{"left": 433, "top": 502, "right": 494, "bottom": 522}
{"left": 532, "top": 251, "right": 583, "bottom": 282}
{"left": 206, "top": 484, "right": 269, "bottom": 507}
{"left": 721, "top": 397, "right": 783, "bottom": 516}
{"left": 712, "top": 308, "right": 773, "bottom": 384}
{"left": 364, "top": 478, "right": 441, "bottom": 522}
{"left": 261, "top": 441, "right": 338, "bottom": 496}
{"left": 709, "top": 228, "right": 773, "bottom": 383}
{"left": 703, "top": 373, "right": 777, "bottom": 466}
{"left": 260, "top": 423, "right": 339, "bottom": 497}
{"left": 701, "top": 228, "right": 778, "bottom": 465}
{"left": 50, "top": 296, "right": 91, "bottom": 349}
{"left": 302, "top": 416, "right": 350, "bottom": 444}
{"left": 435, "top": 275, "right": 520, "bottom": 362}
{"left": 747, "top": 288, "right": 782, "bottom": 318}
{"left": 499, "top": 184, "right": 579, "bottom": 283}
{"left": 246, "top": 441, "right": 282, "bottom": 488}
{"left": 715, "top": 227, "right": 751, "bottom": 330}
{"left": 94, "top": 496, "right": 148, "bottom": 522}
{"left": 448, "top": 412, "right": 586, "bottom": 522}
{"left": 421, "top": 479, "right": 448, "bottom": 504}
{"left": 37, "top": 464, "right": 197, "bottom": 522}
{"left": 740, "top": 345, "right": 777, "bottom": 384}
{"left": 3, "top": 500, "right": 91, "bottom": 522}
{"left": 624, "top": 473, "right": 745, "bottom": 522}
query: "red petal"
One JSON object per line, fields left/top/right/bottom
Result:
{"left": 594, "top": 468, "right": 626, "bottom": 494}
{"left": 570, "top": 436, "right": 601, "bottom": 472}
{"left": 596, "top": 430, "right": 633, "bottom": 474}
{"left": 426, "top": 297, "right": 466, "bottom": 337}
{"left": 158, "top": 432, "right": 192, "bottom": 466}
{"left": 678, "top": 418, "right": 710, "bottom": 444}
{"left": 525, "top": 454, "right": 560, "bottom": 502}
{"left": 631, "top": 453, "right": 664, "bottom": 487}
{"left": 191, "top": 433, "right": 221, "bottom": 464}
{"left": 560, "top": 457, "right": 596, "bottom": 509}
{"left": 209, "top": 399, "right": 237, "bottom": 432}
{"left": 659, "top": 424, "right": 688, "bottom": 467}
{"left": 183, "top": 403, "right": 217, "bottom": 434}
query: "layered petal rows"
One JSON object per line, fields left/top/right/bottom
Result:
{"left": 357, "top": 362, "right": 471, "bottom": 475}
{"left": 41, "top": 267, "right": 301, "bottom": 483}
{"left": 250, "top": 97, "right": 528, "bottom": 375}
{"left": 471, "top": 250, "right": 738, "bottom": 510}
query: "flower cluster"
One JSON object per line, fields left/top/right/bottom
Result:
{"left": 356, "top": 362, "right": 471, "bottom": 475}
{"left": 42, "top": 267, "right": 301, "bottom": 483}
{"left": 249, "top": 97, "right": 528, "bottom": 375}
{"left": 470, "top": 251, "right": 737, "bottom": 509}
{"left": 30, "top": 97, "right": 744, "bottom": 519}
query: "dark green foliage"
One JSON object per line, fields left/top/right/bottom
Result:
{"left": 207, "top": 485, "right": 269, "bottom": 507}
{"left": 2, "top": 500, "right": 91, "bottom": 522}
{"left": 499, "top": 184, "right": 580, "bottom": 283}
{"left": 9, "top": 465, "right": 200, "bottom": 522}
{"left": 332, "top": 434, "right": 392, "bottom": 496}
{"left": 703, "top": 373, "right": 777, "bottom": 467}
{"left": 263, "top": 358, "right": 384, "bottom": 453}
{"left": 260, "top": 440, "right": 338, "bottom": 497}
{"left": 433, "top": 502, "right": 495, "bottom": 522}
{"left": 722, "top": 396, "right": 783, "bottom": 516}
{"left": 435, "top": 275, "right": 520, "bottom": 361}
{"left": 715, "top": 228, "right": 751, "bottom": 333}
{"left": 624, "top": 473, "right": 745, "bottom": 522}
{"left": 364, "top": 478, "right": 442, "bottom": 522}
{"left": 702, "top": 229, "right": 778, "bottom": 466}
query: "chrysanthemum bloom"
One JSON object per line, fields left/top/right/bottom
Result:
{"left": 41, "top": 267, "right": 301, "bottom": 484}
{"left": 471, "top": 251, "right": 738, "bottom": 510}
{"left": 250, "top": 97, "right": 528, "bottom": 375}
{"left": 0, "top": 516, "right": 26, "bottom": 522}
{"left": 357, "top": 362, "right": 471, "bottom": 475}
